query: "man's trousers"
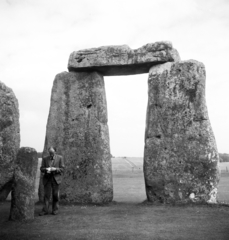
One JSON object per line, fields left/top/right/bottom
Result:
{"left": 43, "top": 176, "right": 60, "bottom": 213}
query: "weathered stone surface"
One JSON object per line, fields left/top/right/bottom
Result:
{"left": 68, "top": 42, "right": 180, "bottom": 76}
{"left": 0, "top": 81, "right": 20, "bottom": 201}
{"left": 38, "top": 158, "right": 44, "bottom": 202}
{"left": 39, "top": 71, "right": 113, "bottom": 203}
{"left": 144, "top": 60, "right": 220, "bottom": 203}
{"left": 9, "top": 147, "right": 38, "bottom": 221}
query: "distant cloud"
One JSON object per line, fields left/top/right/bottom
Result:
{"left": 5, "top": 0, "right": 11, "bottom": 5}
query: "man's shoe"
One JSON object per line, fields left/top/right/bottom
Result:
{"left": 39, "top": 211, "right": 48, "bottom": 216}
{"left": 52, "top": 211, "right": 58, "bottom": 215}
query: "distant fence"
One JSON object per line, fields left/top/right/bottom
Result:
{"left": 111, "top": 157, "right": 143, "bottom": 172}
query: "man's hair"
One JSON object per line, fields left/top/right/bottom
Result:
{"left": 48, "top": 146, "right": 57, "bottom": 152}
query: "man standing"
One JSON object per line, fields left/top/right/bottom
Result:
{"left": 39, "top": 147, "right": 65, "bottom": 216}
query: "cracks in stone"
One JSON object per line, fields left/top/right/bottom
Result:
{"left": 63, "top": 81, "right": 71, "bottom": 146}
{"left": 185, "top": 82, "right": 198, "bottom": 103}
{"left": 145, "top": 135, "right": 163, "bottom": 141}
{"left": 155, "top": 103, "right": 162, "bottom": 108}
{"left": 76, "top": 58, "right": 83, "bottom": 63}
{"left": 193, "top": 117, "right": 207, "bottom": 122}
{"left": 87, "top": 104, "right": 92, "bottom": 109}
{"left": 176, "top": 68, "right": 182, "bottom": 73}
{"left": 155, "top": 135, "right": 162, "bottom": 139}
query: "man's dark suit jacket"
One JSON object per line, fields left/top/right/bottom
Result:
{"left": 40, "top": 154, "right": 65, "bottom": 185}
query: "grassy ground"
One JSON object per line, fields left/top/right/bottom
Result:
{"left": 1, "top": 158, "right": 229, "bottom": 240}
{"left": 1, "top": 201, "right": 229, "bottom": 240}
{"left": 112, "top": 157, "right": 146, "bottom": 203}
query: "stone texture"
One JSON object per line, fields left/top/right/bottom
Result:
{"left": 0, "top": 81, "right": 20, "bottom": 201}
{"left": 38, "top": 157, "right": 45, "bottom": 203}
{"left": 68, "top": 42, "right": 180, "bottom": 76}
{"left": 9, "top": 147, "right": 38, "bottom": 221}
{"left": 144, "top": 60, "right": 220, "bottom": 204}
{"left": 39, "top": 71, "right": 113, "bottom": 203}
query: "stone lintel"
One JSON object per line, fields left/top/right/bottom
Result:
{"left": 68, "top": 42, "right": 180, "bottom": 76}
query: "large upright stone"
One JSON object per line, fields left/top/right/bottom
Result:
{"left": 144, "top": 60, "right": 220, "bottom": 203}
{"left": 68, "top": 42, "right": 180, "bottom": 76}
{"left": 0, "top": 81, "right": 20, "bottom": 201}
{"left": 40, "top": 71, "right": 113, "bottom": 203}
{"left": 9, "top": 147, "right": 38, "bottom": 221}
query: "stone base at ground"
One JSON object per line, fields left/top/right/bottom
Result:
{"left": 40, "top": 71, "right": 113, "bottom": 203}
{"left": 0, "top": 81, "right": 20, "bottom": 201}
{"left": 9, "top": 147, "right": 38, "bottom": 221}
{"left": 144, "top": 60, "right": 220, "bottom": 203}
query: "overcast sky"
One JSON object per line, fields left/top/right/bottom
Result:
{"left": 0, "top": 0, "right": 229, "bottom": 156}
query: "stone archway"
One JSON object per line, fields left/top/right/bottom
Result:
{"left": 39, "top": 42, "right": 219, "bottom": 204}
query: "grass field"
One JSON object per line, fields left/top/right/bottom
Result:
{"left": 32, "top": 158, "right": 229, "bottom": 203}
{"left": 1, "top": 158, "right": 229, "bottom": 240}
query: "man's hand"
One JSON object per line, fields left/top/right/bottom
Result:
{"left": 51, "top": 167, "right": 56, "bottom": 171}
{"left": 46, "top": 167, "right": 51, "bottom": 173}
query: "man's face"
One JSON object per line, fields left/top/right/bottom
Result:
{"left": 49, "top": 148, "right": 55, "bottom": 158}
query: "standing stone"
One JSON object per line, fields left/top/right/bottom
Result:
{"left": 40, "top": 71, "right": 113, "bottom": 203}
{"left": 0, "top": 81, "right": 20, "bottom": 201}
{"left": 9, "top": 147, "right": 38, "bottom": 221}
{"left": 144, "top": 60, "right": 220, "bottom": 203}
